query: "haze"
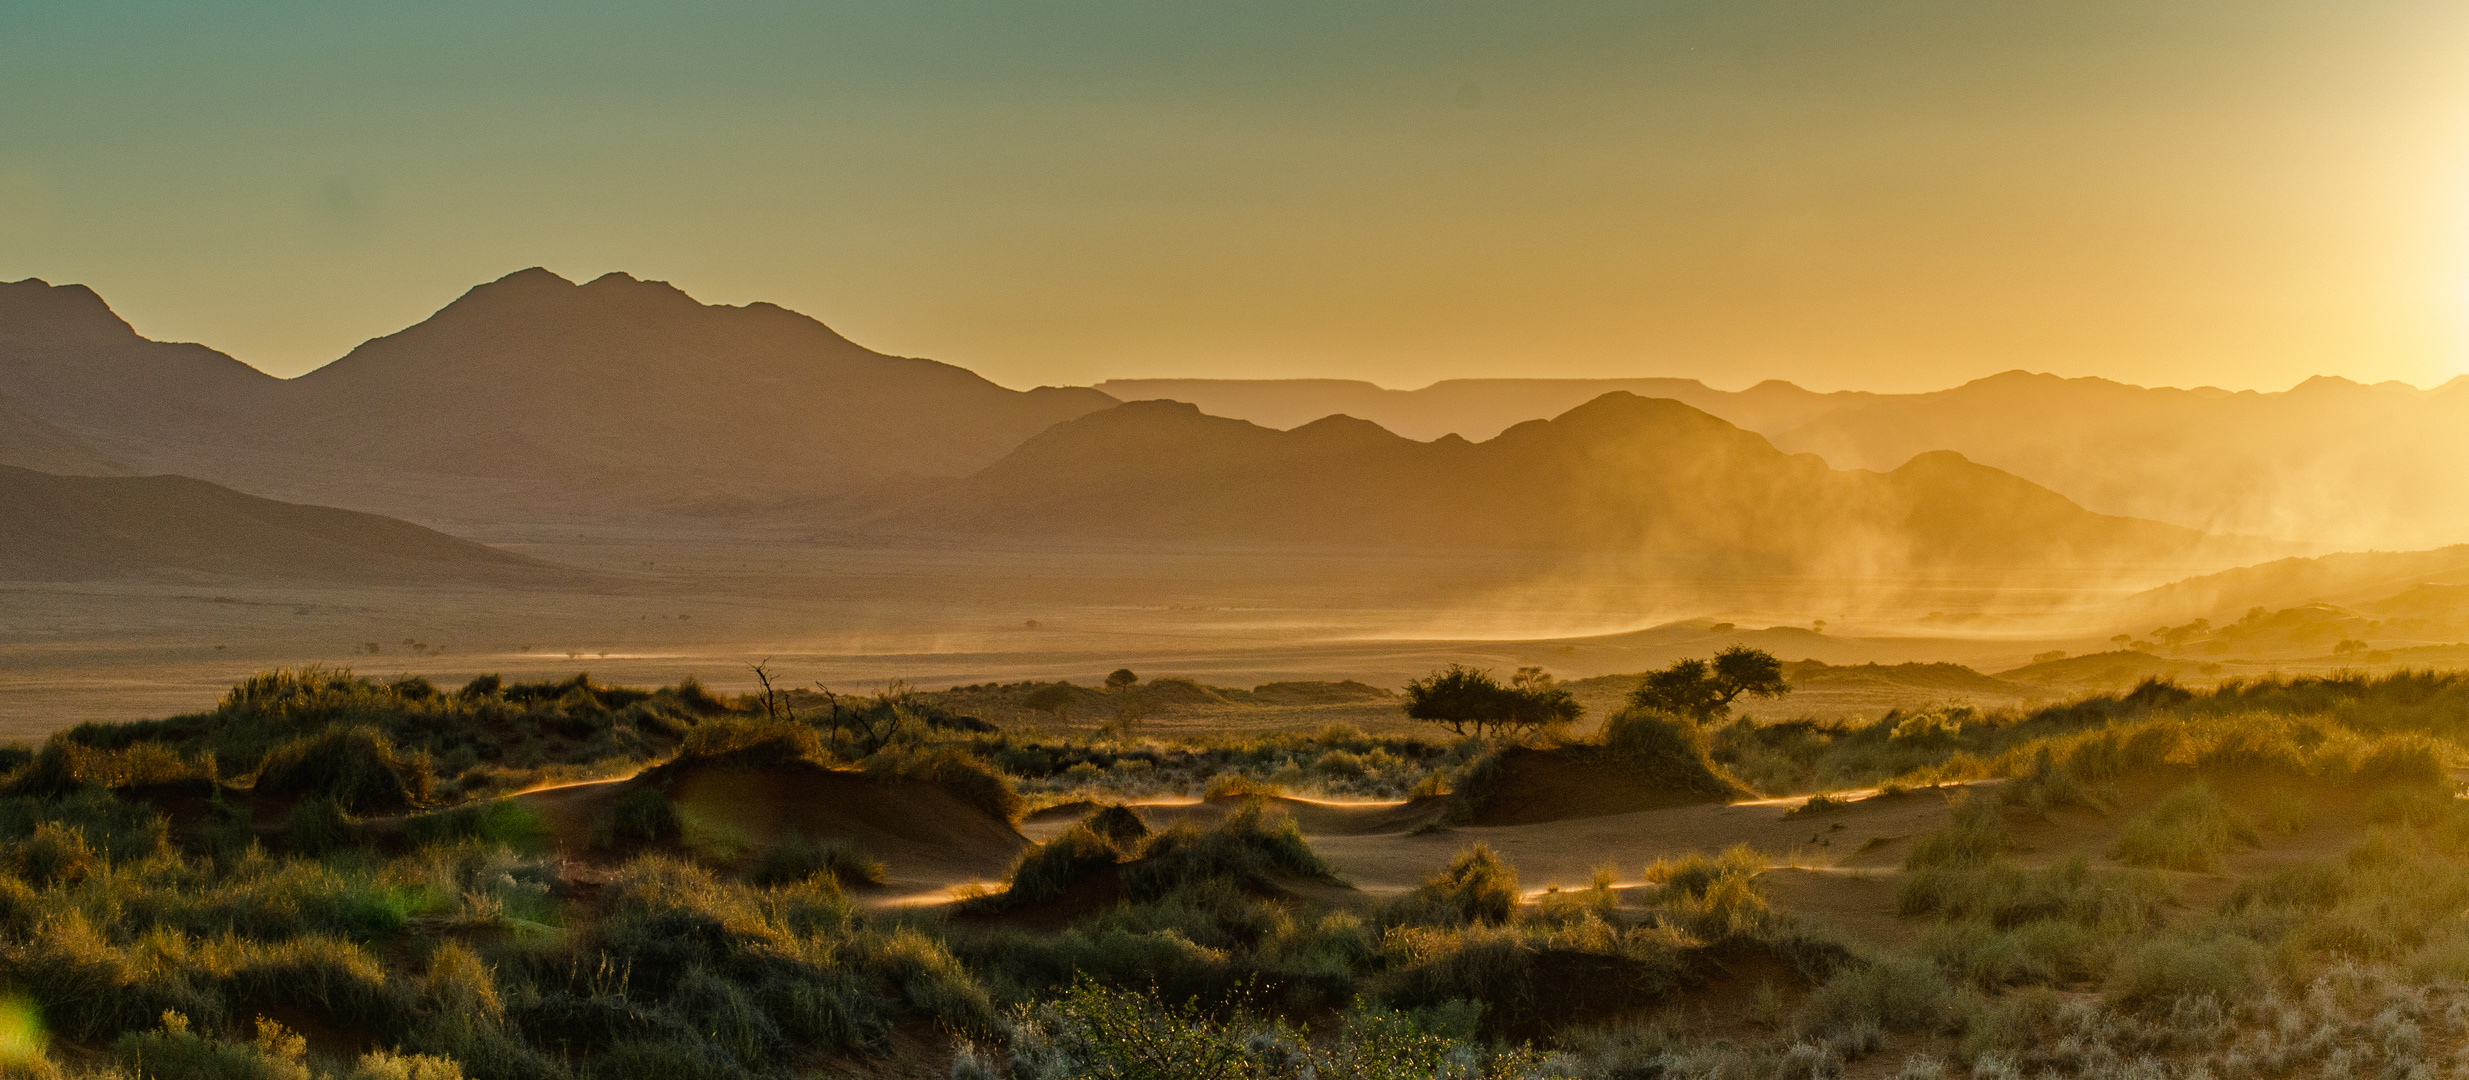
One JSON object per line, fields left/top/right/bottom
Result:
{"left": 7, "top": 1, "right": 2469, "bottom": 391}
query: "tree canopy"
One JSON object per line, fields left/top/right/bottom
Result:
{"left": 1402, "top": 664, "right": 1581, "bottom": 737}
{"left": 1627, "top": 646, "right": 1789, "bottom": 722}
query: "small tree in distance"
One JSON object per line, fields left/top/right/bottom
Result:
{"left": 1022, "top": 683, "right": 1076, "bottom": 729}
{"left": 1628, "top": 646, "right": 1789, "bottom": 723}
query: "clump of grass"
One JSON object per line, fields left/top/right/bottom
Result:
{"left": 594, "top": 785, "right": 682, "bottom": 849}
{"left": 2262, "top": 789, "right": 2314, "bottom": 834}
{"left": 1599, "top": 708, "right": 1754, "bottom": 799}
{"left": 863, "top": 745, "right": 1023, "bottom": 824}
{"left": 2365, "top": 783, "right": 2455, "bottom": 828}
{"left": 2105, "top": 931, "right": 2265, "bottom": 1009}
{"left": 1124, "top": 802, "right": 1335, "bottom": 900}
{"left": 1082, "top": 804, "right": 1149, "bottom": 845}
{"left": 1203, "top": 773, "right": 1286, "bottom": 800}
{"left": 1645, "top": 844, "right": 1770, "bottom": 938}
{"left": 1391, "top": 844, "right": 1520, "bottom": 926}
{"left": 676, "top": 718, "right": 825, "bottom": 766}
{"left": 2110, "top": 781, "right": 2258, "bottom": 872}
{"left": 750, "top": 833, "right": 886, "bottom": 888}
{"left": 1790, "top": 793, "right": 1849, "bottom": 816}
{"left": 254, "top": 724, "right": 435, "bottom": 814}
{"left": 1904, "top": 792, "right": 2011, "bottom": 869}
{"left": 979, "top": 824, "right": 1124, "bottom": 910}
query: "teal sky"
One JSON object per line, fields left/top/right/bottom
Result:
{"left": 4, "top": 2, "right": 2468, "bottom": 392}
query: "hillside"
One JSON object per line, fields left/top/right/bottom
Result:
{"left": 0, "top": 272, "right": 1117, "bottom": 519}
{"left": 0, "top": 464, "right": 555, "bottom": 582}
{"left": 885, "top": 392, "right": 2235, "bottom": 569}
{"left": 0, "top": 392, "right": 126, "bottom": 475}
{"left": 2119, "top": 544, "right": 2469, "bottom": 624}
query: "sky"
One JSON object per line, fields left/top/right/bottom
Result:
{"left": 4, "top": 2, "right": 2469, "bottom": 393}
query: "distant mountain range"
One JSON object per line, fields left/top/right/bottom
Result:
{"left": 1101, "top": 373, "right": 2469, "bottom": 550}
{"left": 0, "top": 465, "right": 553, "bottom": 583}
{"left": 2, "top": 268, "right": 2397, "bottom": 573}
{"left": 885, "top": 393, "right": 2249, "bottom": 570}
{"left": 0, "top": 270, "right": 1115, "bottom": 521}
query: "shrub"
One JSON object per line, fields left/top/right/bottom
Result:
{"left": 1599, "top": 709, "right": 1753, "bottom": 799}
{"left": 1395, "top": 845, "right": 1521, "bottom": 926}
{"left": 1799, "top": 955, "right": 1968, "bottom": 1034}
{"left": 113, "top": 1012, "right": 310, "bottom": 1080}
{"left": 1645, "top": 845, "right": 1770, "bottom": 938}
{"left": 749, "top": 834, "right": 886, "bottom": 888}
{"left": 987, "top": 825, "right": 1123, "bottom": 909}
{"left": 2106, "top": 933, "right": 2264, "bottom": 1008}
{"left": 2110, "top": 781, "right": 2257, "bottom": 872}
{"left": 1123, "top": 803, "right": 1335, "bottom": 900}
{"left": 254, "top": 725, "right": 434, "bottom": 814}
{"left": 1904, "top": 793, "right": 2011, "bottom": 869}
{"left": 863, "top": 746, "right": 1023, "bottom": 824}
{"left": 596, "top": 786, "right": 683, "bottom": 848}
{"left": 677, "top": 719, "right": 824, "bottom": 766}
{"left": 1082, "top": 804, "right": 1149, "bottom": 846}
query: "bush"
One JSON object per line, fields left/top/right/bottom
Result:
{"left": 863, "top": 746, "right": 1023, "bottom": 824}
{"left": 1394, "top": 845, "right": 1521, "bottom": 926}
{"left": 2105, "top": 933, "right": 2264, "bottom": 1008}
{"left": 1123, "top": 803, "right": 1335, "bottom": 900}
{"left": 1645, "top": 845, "right": 1770, "bottom": 938}
{"left": 1904, "top": 793, "right": 2010, "bottom": 869}
{"left": 1082, "top": 804, "right": 1149, "bottom": 846}
{"left": 254, "top": 724, "right": 434, "bottom": 814}
{"left": 2109, "top": 781, "right": 2257, "bottom": 872}
{"left": 596, "top": 786, "right": 683, "bottom": 848}
{"left": 1599, "top": 709, "right": 1753, "bottom": 799}
{"left": 113, "top": 1012, "right": 310, "bottom": 1080}
{"left": 677, "top": 719, "right": 824, "bottom": 766}
{"left": 988, "top": 825, "right": 1124, "bottom": 909}
{"left": 749, "top": 834, "right": 886, "bottom": 888}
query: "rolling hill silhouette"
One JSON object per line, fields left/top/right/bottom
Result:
{"left": 1097, "top": 372, "right": 2469, "bottom": 551}
{"left": 1095, "top": 376, "right": 1875, "bottom": 442}
{"left": 0, "top": 464, "right": 554, "bottom": 583}
{"left": 0, "top": 272, "right": 1116, "bottom": 519}
{"left": 887, "top": 393, "right": 2233, "bottom": 570}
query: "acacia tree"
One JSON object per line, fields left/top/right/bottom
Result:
{"left": 1404, "top": 664, "right": 1582, "bottom": 737}
{"left": 1102, "top": 669, "right": 1148, "bottom": 735}
{"left": 1627, "top": 646, "right": 1789, "bottom": 723}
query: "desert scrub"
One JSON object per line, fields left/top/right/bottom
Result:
{"left": 1644, "top": 844, "right": 1773, "bottom": 938}
{"left": 1387, "top": 844, "right": 1520, "bottom": 927}
{"left": 2110, "top": 781, "right": 2258, "bottom": 872}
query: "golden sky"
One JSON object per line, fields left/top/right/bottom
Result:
{"left": 4, "top": 1, "right": 2468, "bottom": 392}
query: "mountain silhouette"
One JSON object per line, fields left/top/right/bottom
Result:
{"left": 0, "top": 271, "right": 1117, "bottom": 520}
{"left": 0, "top": 464, "right": 555, "bottom": 583}
{"left": 1094, "top": 376, "right": 1875, "bottom": 442}
{"left": 886, "top": 393, "right": 2233, "bottom": 570}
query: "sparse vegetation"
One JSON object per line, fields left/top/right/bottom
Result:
{"left": 3, "top": 667, "right": 2469, "bottom": 1077}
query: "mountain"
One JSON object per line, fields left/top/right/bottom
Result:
{"left": 0, "top": 464, "right": 554, "bottom": 583}
{"left": 1102, "top": 371, "right": 2469, "bottom": 551}
{"left": 1093, "top": 377, "right": 1876, "bottom": 442}
{"left": 885, "top": 393, "right": 2236, "bottom": 570}
{"left": 1769, "top": 371, "right": 2469, "bottom": 549}
{"left": 0, "top": 392, "right": 127, "bottom": 475}
{"left": 0, "top": 271, "right": 1118, "bottom": 520}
